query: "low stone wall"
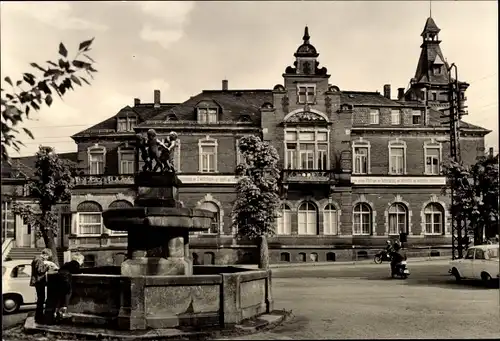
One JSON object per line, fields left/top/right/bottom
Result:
{"left": 46, "top": 266, "right": 272, "bottom": 331}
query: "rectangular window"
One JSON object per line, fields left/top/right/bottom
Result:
{"left": 432, "top": 92, "right": 437, "bottom": 101}
{"left": 198, "top": 108, "right": 218, "bottom": 124}
{"left": 353, "top": 147, "right": 368, "bottom": 174}
{"left": 2, "top": 201, "right": 15, "bottom": 239}
{"left": 286, "top": 143, "right": 297, "bottom": 169}
{"left": 316, "top": 132, "right": 328, "bottom": 141}
{"left": 412, "top": 110, "right": 421, "bottom": 125}
{"left": 369, "top": 109, "right": 379, "bottom": 125}
{"left": 297, "top": 85, "right": 316, "bottom": 104}
{"left": 300, "top": 144, "right": 315, "bottom": 169}
{"left": 119, "top": 151, "right": 135, "bottom": 174}
{"left": 391, "top": 110, "right": 401, "bottom": 125}
{"left": 117, "top": 118, "right": 127, "bottom": 132}
{"left": 78, "top": 213, "right": 102, "bottom": 235}
{"left": 285, "top": 131, "right": 297, "bottom": 141}
{"left": 425, "top": 147, "right": 440, "bottom": 175}
{"left": 127, "top": 117, "right": 137, "bottom": 131}
{"left": 298, "top": 132, "right": 315, "bottom": 141}
{"left": 117, "top": 117, "right": 137, "bottom": 131}
{"left": 298, "top": 211, "right": 316, "bottom": 235}
{"left": 425, "top": 213, "right": 442, "bottom": 234}
{"left": 89, "top": 152, "right": 105, "bottom": 175}
{"left": 317, "top": 144, "right": 328, "bottom": 170}
{"left": 390, "top": 147, "right": 405, "bottom": 174}
{"left": 200, "top": 145, "right": 217, "bottom": 173}
{"left": 60, "top": 213, "right": 72, "bottom": 235}
{"left": 285, "top": 130, "right": 329, "bottom": 170}
{"left": 353, "top": 213, "right": 371, "bottom": 235}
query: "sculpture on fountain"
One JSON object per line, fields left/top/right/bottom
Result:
{"left": 136, "top": 129, "right": 178, "bottom": 173}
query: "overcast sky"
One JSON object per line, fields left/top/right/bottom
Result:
{"left": 1, "top": 1, "right": 498, "bottom": 157}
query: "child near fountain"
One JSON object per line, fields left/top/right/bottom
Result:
{"left": 54, "top": 252, "right": 85, "bottom": 320}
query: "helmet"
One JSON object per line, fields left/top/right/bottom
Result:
{"left": 386, "top": 240, "right": 391, "bottom": 245}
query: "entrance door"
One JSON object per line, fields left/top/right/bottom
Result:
{"left": 60, "top": 213, "right": 72, "bottom": 248}
{"left": 16, "top": 216, "right": 33, "bottom": 247}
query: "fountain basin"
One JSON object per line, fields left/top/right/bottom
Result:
{"left": 46, "top": 266, "right": 273, "bottom": 330}
{"left": 102, "top": 207, "right": 215, "bottom": 231}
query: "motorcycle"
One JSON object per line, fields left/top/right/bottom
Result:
{"left": 374, "top": 250, "right": 392, "bottom": 264}
{"left": 391, "top": 261, "right": 410, "bottom": 279}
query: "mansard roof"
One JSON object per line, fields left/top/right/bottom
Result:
{"left": 138, "top": 90, "right": 272, "bottom": 127}
{"left": 71, "top": 103, "right": 179, "bottom": 138}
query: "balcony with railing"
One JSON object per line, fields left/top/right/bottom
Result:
{"left": 74, "top": 174, "right": 135, "bottom": 187}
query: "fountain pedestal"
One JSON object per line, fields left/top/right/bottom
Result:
{"left": 103, "top": 172, "right": 213, "bottom": 277}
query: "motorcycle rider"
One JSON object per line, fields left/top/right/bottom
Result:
{"left": 390, "top": 243, "right": 406, "bottom": 277}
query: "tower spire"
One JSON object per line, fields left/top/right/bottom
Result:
{"left": 303, "top": 26, "right": 310, "bottom": 44}
{"left": 429, "top": 0, "right": 432, "bottom": 18}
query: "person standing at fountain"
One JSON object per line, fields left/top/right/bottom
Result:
{"left": 30, "top": 248, "right": 58, "bottom": 323}
{"left": 54, "top": 252, "right": 85, "bottom": 320}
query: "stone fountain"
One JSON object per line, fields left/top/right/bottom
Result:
{"left": 35, "top": 130, "right": 276, "bottom": 337}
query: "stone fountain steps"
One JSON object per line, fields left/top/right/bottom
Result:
{"left": 23, "top": 311, "right": 288, "bottom": 340}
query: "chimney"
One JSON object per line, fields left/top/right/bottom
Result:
{"left": 222, "top": 79, "right": 228, "bottom": 91}
{"left": 489, "top": 147, "right": 494, "bottom": 158}
{"left": 134, "top": 98, "right": 140, "bottom": 106}
{"left": 154, "top": 90, "right": 160, "bottom": 107}
{"left": 397, "top": 88, "right": 405, "bottom": 100}
{"left": 383, "top": 84, "right": 391, "bottom": 99}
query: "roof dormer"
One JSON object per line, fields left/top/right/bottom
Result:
{"left": 196, "top": 99, "right": 221, "bottom": 124}
{"left": 116, "top": 106, "right": 138, "bottom": 132}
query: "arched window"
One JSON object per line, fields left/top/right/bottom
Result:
{"left": 424, "top": 203, "right": 444, "bottom": 235}
{"left": 198, "top": 201, "right": 220, "bottom": 234}
{"left": 108, "top": 200, "right": 133, "bottom": 235}
{"left": 277, "top": 204, "right": 292, "bottom": 235}
{"left": 77, "top": 201, "right": 103, "bottom": 236}
{"left": 388, "top": 203, "right": 408, "bottom": 235}
{"left": 298, "top": 202, "right": 317, "bottom": 235}
{"left": 353, "top": 203, "right": 372, "bottom": 235}
{"left": 323, "top": 204, "right": 338, "bottom": 235}
{"left": 280, "top": 252, "right": 290, "bottom": 262}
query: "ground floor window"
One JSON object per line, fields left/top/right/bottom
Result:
{"left": 77, "top": 201, "right": 103, "bottom": 236}
{"left": 323, "top": 204, "right": 338, "bottom": 235}
{"left": 353, "top": 203, "right": 371, "bottom": 235}
{"left": 298, "top": 202, "right": 317, "bottom": 235}
{"left": 424, "top": 203, "right": 444, "bottom": 234}
{"left": 388, "top": 203, "right": 408, "bottom": 235}
{"left": 277, "top": 204, "right": 292, "bottom": 235}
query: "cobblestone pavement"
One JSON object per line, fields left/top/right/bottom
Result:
{"left": 221, "top": 262, "right": 500, "bottom": 339}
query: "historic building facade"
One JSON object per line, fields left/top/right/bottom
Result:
{"left": 3, "top": 17, "right": 490, "bottom": 265}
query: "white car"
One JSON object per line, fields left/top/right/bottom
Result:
{"left": 2, "top": 259, "right": 37, "bottom": 314}
{"left": 449, "top": 244, "right": 499, "bottom": 284}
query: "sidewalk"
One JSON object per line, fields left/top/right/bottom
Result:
{"left": 245, "top": 255, "right": 451, "bottom": 269}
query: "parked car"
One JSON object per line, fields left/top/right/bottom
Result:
{"left": 2, "top": 259, "right": 36, "bottom": 314}
{"left": 449, "top": 244, "right": 499, "bottom": 284}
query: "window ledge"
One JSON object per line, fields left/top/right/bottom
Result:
{"left": 73, "top": 234, "right": 102, "bottom": 238}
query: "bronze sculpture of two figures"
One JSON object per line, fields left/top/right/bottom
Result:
{"left": 136, "top": 129, "right": 178, "bottom": 173}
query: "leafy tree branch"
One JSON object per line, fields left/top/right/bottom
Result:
{"left": 1, "top": 38, "right": 97, "bottom": 161}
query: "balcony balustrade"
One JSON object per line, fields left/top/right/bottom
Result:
{"left": 74, "top": 175, "right": 135, "bottom": 187}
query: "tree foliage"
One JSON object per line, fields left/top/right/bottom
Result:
{"left": 13, "top": 146, "right": 75, "bottom": 265}
{"left": 232, "top": 135, "right": 281, "bottom": 240}
{"left": 1, "top": 38, "right": 97, "bottom": 161}
{"left": 442, "top": 154, "right": 499, "bottom": 244}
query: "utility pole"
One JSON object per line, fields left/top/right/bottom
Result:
{"left": 440, "top": 63, "right": 467, "bottom": 260}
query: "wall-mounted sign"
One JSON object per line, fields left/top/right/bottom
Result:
{"left": 178, "top": 175, "right": 238, "bottom": 184}
{"left": 352, "top": 176, "right": 446, "bottom": 186}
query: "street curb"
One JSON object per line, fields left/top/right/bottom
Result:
{"left": 244, "top": 256, "right": 451, "bottom": 270}
{"left": 19, "top": 311, "right": 289, "bottom": 340}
